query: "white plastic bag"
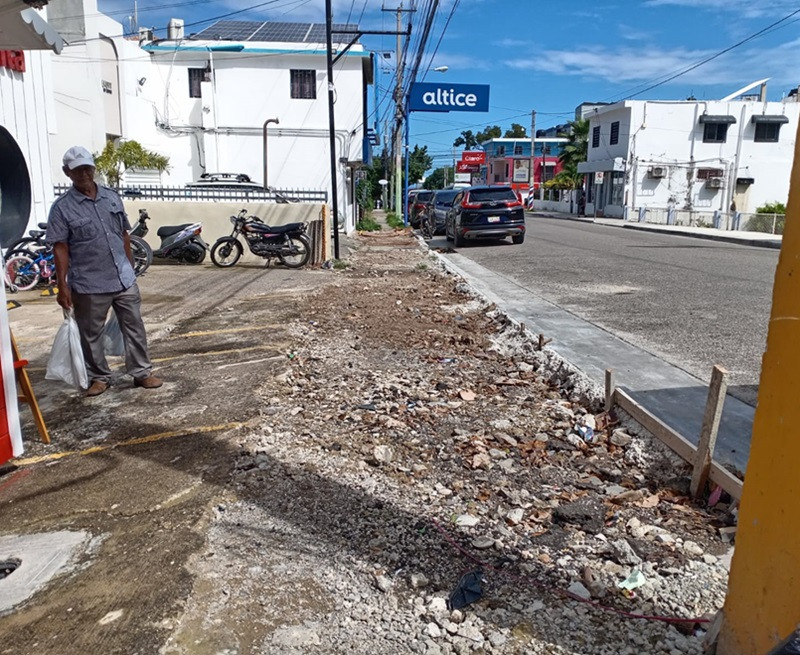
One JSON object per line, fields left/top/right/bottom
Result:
{"left": 102, "top": 311, "right": 125, "bottom": 357}
{"left": 45, "top": 309, "right": 89, "bottom": 390}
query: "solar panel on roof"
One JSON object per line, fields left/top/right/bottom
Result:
{"left": 191, "top": 19, "right": 361, "bottom": 44}
{"left": 192, "top": 20, "right": 262, "bottom": 41}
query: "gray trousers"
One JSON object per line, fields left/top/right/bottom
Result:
{"left": 72, "top": 283, "right": 152, "bottom": 383}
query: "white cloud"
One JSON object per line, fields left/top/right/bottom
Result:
{"left": 643, "top": 0, "right": 799, "bottom": 18}
{"left": 505, "top": 40, "right": 800, "bottom": 93}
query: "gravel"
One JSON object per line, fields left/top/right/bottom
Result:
{"left": 164, "top": 230, "right": 735, "bottom": 655}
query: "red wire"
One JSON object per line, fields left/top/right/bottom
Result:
{"left": 431, "top": 519, "right": 711, "bottom": 625}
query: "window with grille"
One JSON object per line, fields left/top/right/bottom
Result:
{"left": 703, "top": 122, "right": 729, "bottom": 143}
{"left": 592, "top": 125, "right": 600, "bottom": 148}
{"left": 513, "top": 144, "right": 523, "bottom": 155}
{"left": 610, "top": 121, "right": 620, "bottom": 145}
{"left": 497, "top": 145, "right": 505, "bottom": 156}
{"left": 754, "top": 122, "right": 781, "bottom": 142}
{"left": 188, "top": 68, "right": 206, "bottom": 98}
{"left": 697, "top": 168, "right": 724, "bottom": 180}
{"left": 290, "top": 69, "right": 316, "bottom": 99}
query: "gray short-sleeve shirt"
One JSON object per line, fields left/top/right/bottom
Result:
{"left": 46, "top": 185, "right": 136, "bottom": 294}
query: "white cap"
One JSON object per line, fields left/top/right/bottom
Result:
{"left": 62, "top": 146, "right": 95, "bottom": 170}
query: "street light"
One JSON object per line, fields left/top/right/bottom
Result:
{"left": 433, "top": 65, "right": 448, "bottom": 73}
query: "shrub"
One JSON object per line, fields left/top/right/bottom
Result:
{"left": 356, "top": 216, "right": 381, "bottom": 232}
{"left": 386, "top": 213, "right": 404, "bottom": 229}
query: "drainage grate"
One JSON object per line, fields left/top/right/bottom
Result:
{"left": 0, "top": 559, "right": 21, "bottom": 580}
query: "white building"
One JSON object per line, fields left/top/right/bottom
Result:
{"left": 579, "top": 81, "right": 800, "bottom": 220}
{"left": 45, "top": 4, "right": 374, "bottom": 232}
{"left": 0, "top": 0, "right": 63, "bottom": 239}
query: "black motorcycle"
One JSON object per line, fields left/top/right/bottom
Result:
{"left": 210, "top": 209, "right": 311, "bottom": 269}
{"left": 131, "top": 209, "right": 208, "bottom": 264}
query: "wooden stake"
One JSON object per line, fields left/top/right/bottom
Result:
{"left": 690, "top": 365, "right": 728, "bottom": 499}
{"left": 605, "top": 369, "right": 615, "bottom": 412}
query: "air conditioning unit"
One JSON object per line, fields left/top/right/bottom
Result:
{"left": 648, "top": 166, "right": 667, "bottom": 178}
{"left": 706, "top": 178, "right": 724, "bottom": 189}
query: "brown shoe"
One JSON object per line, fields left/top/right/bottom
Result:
{"left": 86, "top": 380, "right": 109, "bottom": 397}
{"left": 134, "top": 375, "right": 163, "bottom": 389}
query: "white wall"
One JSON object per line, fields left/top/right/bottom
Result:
{"left": 586, "top": 99, "right": 800, "bottom": 216}
{"left": 0, "top": 50, "right": 57, "bottom": 230}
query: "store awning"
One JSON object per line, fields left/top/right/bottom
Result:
{"left": 0, "top": 3, "right": 64, "bottom": 53}
{"left": 699, "top": 114, "right": 736, "bottom": 124}
{"left": 577, "top": 157, "right": 625, "bottom": 174}
{"left": 751, "top": 114, "right": 789, "bottom": 125}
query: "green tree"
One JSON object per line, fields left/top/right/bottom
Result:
{"left": 476, "top": 125, "right": 502, "bottom": 143}
{"left": 504, "top": 123, "right": 527, "bottom": 138}
{"left": 363, "top": 154, "right": 389, "bottom": 204}
{"left": 94, "top": 140, "right": 170, "bottom": 188}
{"left": 407, "top": 145, "right": 433, "bottom": 185}
{"left": 423, "top": 166, "right": 453, "bottom": 190}
{"left": 453, "top": 130, "right": 478, "bottom": 149}
{"left": 557, "top": 118, "right": 589, "bottom": 171}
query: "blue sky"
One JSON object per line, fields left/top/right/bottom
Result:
{"left": 97, "top": 0, "right": 800, "bottom": 168}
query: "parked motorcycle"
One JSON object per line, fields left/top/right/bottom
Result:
{"left": 131, "top": 208, "right": 208, "bottom": 264}
{"left": 210, "top": 209, "right": 311, "bottom": 269}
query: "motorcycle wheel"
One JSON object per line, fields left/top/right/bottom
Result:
{"left": 130, "top": 236, "right": 153, "bottom": 276}
{"left": 278, "top": 235, "right": 311, "bottom": 269}
{"left": 182, "top": 241, "right": 206, "bottom": 264}
{"left": 210, "top": 238, "right": 243, "bottom": 268}
{"left": 5, "top": 255, "right": 40, "bottom": 291}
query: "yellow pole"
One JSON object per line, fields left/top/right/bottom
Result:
{"left": 718, "top": 123, "right": 800, "bottom": 653}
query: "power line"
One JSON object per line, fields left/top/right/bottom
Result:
{"left": 420, "top": 0, "right": 459, "bottom": 81}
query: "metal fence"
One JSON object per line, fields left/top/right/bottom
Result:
{"left": 54, "top": 184, "right": 328, "bottom": 204}
{"left": 630, "top": 207, "right": 785, "bottom": 235}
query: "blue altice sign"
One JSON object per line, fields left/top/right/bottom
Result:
{"left": 408, "top": 82, "right": 490, "bottom": 113}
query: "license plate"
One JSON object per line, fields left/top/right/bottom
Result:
{"left": 487, "top": 216, "right": 500, "bottom": 223}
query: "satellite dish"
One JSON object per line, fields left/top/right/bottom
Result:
{"left": 0, "top": 126, "right": 32, "bottom": 247}
{"left": 378, "top": 179, "right": 389, "bottom": 186}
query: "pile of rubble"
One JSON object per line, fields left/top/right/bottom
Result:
{"left": 178, "top": 233, "right": 735, "bottom": 655}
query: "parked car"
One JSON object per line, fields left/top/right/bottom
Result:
{"left": 186, "top": 172, "right": 263, "bottom": 190}
{"left": 407, "top": 189, "right": 433, "bottom": 228}
{"left": 445, "top": 185, "right": 525, "bottom": 247}
{"left": 419, "top": 189, "right": 459, "bottom": 235}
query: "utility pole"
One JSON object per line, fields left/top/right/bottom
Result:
{"left": 383, "top": 3, "right": 413, "bottom": 219}
{"left": 530, "top": 110, "right": 536, "bottom": 203}
{"left": 394, "top": 5, "right": 404, "bottom": 219}
{"left": 325, "top": 0, "right": 341, "bottom": 259}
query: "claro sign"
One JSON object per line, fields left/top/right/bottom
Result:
{"left": 408, "top": 82, "right": 489, "bottom": 113}
{"left": 0, "top": 51, "right": 25, "bottom": 73}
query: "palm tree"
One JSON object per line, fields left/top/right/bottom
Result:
{"left": 555, "top": 118, "right": 590, "bottom": 213}
{"left": 558, "top": 118, "right": 589, "bottom": 178}
{"left": 94, "top": 140, "right": 170, "bottom": 188}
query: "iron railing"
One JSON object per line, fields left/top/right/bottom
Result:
{"left": 54, "top": 184, "right": 328, "bottom": 204}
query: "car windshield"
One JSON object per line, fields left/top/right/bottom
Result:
{"left": 435, "top": 191, "right": 458, "bottom": 205}
{"left": 468, "top": 188, "right": 517, "bottom": 202}
{"left": 416, "top": 191, "right": 433, "bottom": 202}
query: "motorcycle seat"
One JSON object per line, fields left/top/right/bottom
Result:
{"left": 246, "top": 221, "right": 304, "bottom": 234}
{"left": 157, "top": 224, "right": 194, "bottom": 238}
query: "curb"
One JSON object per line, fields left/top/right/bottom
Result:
{"left": 528, "top": 211, "right": 782, "bottom": 250}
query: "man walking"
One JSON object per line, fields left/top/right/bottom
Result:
{"left": 47, "top": 146, "right": 162, "bottom": 397}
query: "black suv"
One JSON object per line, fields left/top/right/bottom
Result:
{"left": 445, "top": 185, "right": 525, "bottom": 246}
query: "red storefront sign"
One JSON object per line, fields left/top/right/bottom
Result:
{"left": 0, "top": 50, "right": 26, "bottom": 73}
{"left": 456, "top": 161, "right": 479, "bottom": 173}
{"left": 461, "top": 151, "right": 485, "bottom": 164}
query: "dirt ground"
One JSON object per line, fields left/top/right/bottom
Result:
{"left": 0, "top": 230, "right": 734, "bottom": 654}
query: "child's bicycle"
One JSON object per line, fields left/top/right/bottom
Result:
{"left": 4, "top": 248, "right": 56, "bottom": 292}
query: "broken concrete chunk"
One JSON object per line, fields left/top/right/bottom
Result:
{"left": 455, "top": 514, "right": 480, "bottom": 528}
{"left": 471, "top": 536, "right": 495, "bottom": 550}
{"left": 567, "top": 581, "right": 592, "bottom": 601}
{"left": 373, "top": 445, "right": 394, "bottom": 464}
{"left": 610, "top": 430, "right": 633, "bottom": 447}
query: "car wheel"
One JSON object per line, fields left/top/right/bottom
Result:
{"left": 512, "top": 234, "right": 525, "bottom": 245}
{"left": 445, "top": 222, "right": 453, "bottom": 241}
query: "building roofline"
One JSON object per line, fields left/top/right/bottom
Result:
{"left": 142, "top": 42, "right": 370, "bottom": 57}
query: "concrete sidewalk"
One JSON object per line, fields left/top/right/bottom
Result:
{"left": 438, "top": 252, "right": 754, "bottom": 474}
{"left": 529, "top": 209, "right": 782, "bottom": 250}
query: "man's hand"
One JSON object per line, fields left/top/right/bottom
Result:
{"left": 57, "top": 286, "right": 72, "bottom": 310}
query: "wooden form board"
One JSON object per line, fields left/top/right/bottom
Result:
{"left": 614, "top": 388, "right": 743, "bottom": 501}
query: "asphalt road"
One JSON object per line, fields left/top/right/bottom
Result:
{"left": 432, "top": 215, "right": 780, "bottom": 406}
